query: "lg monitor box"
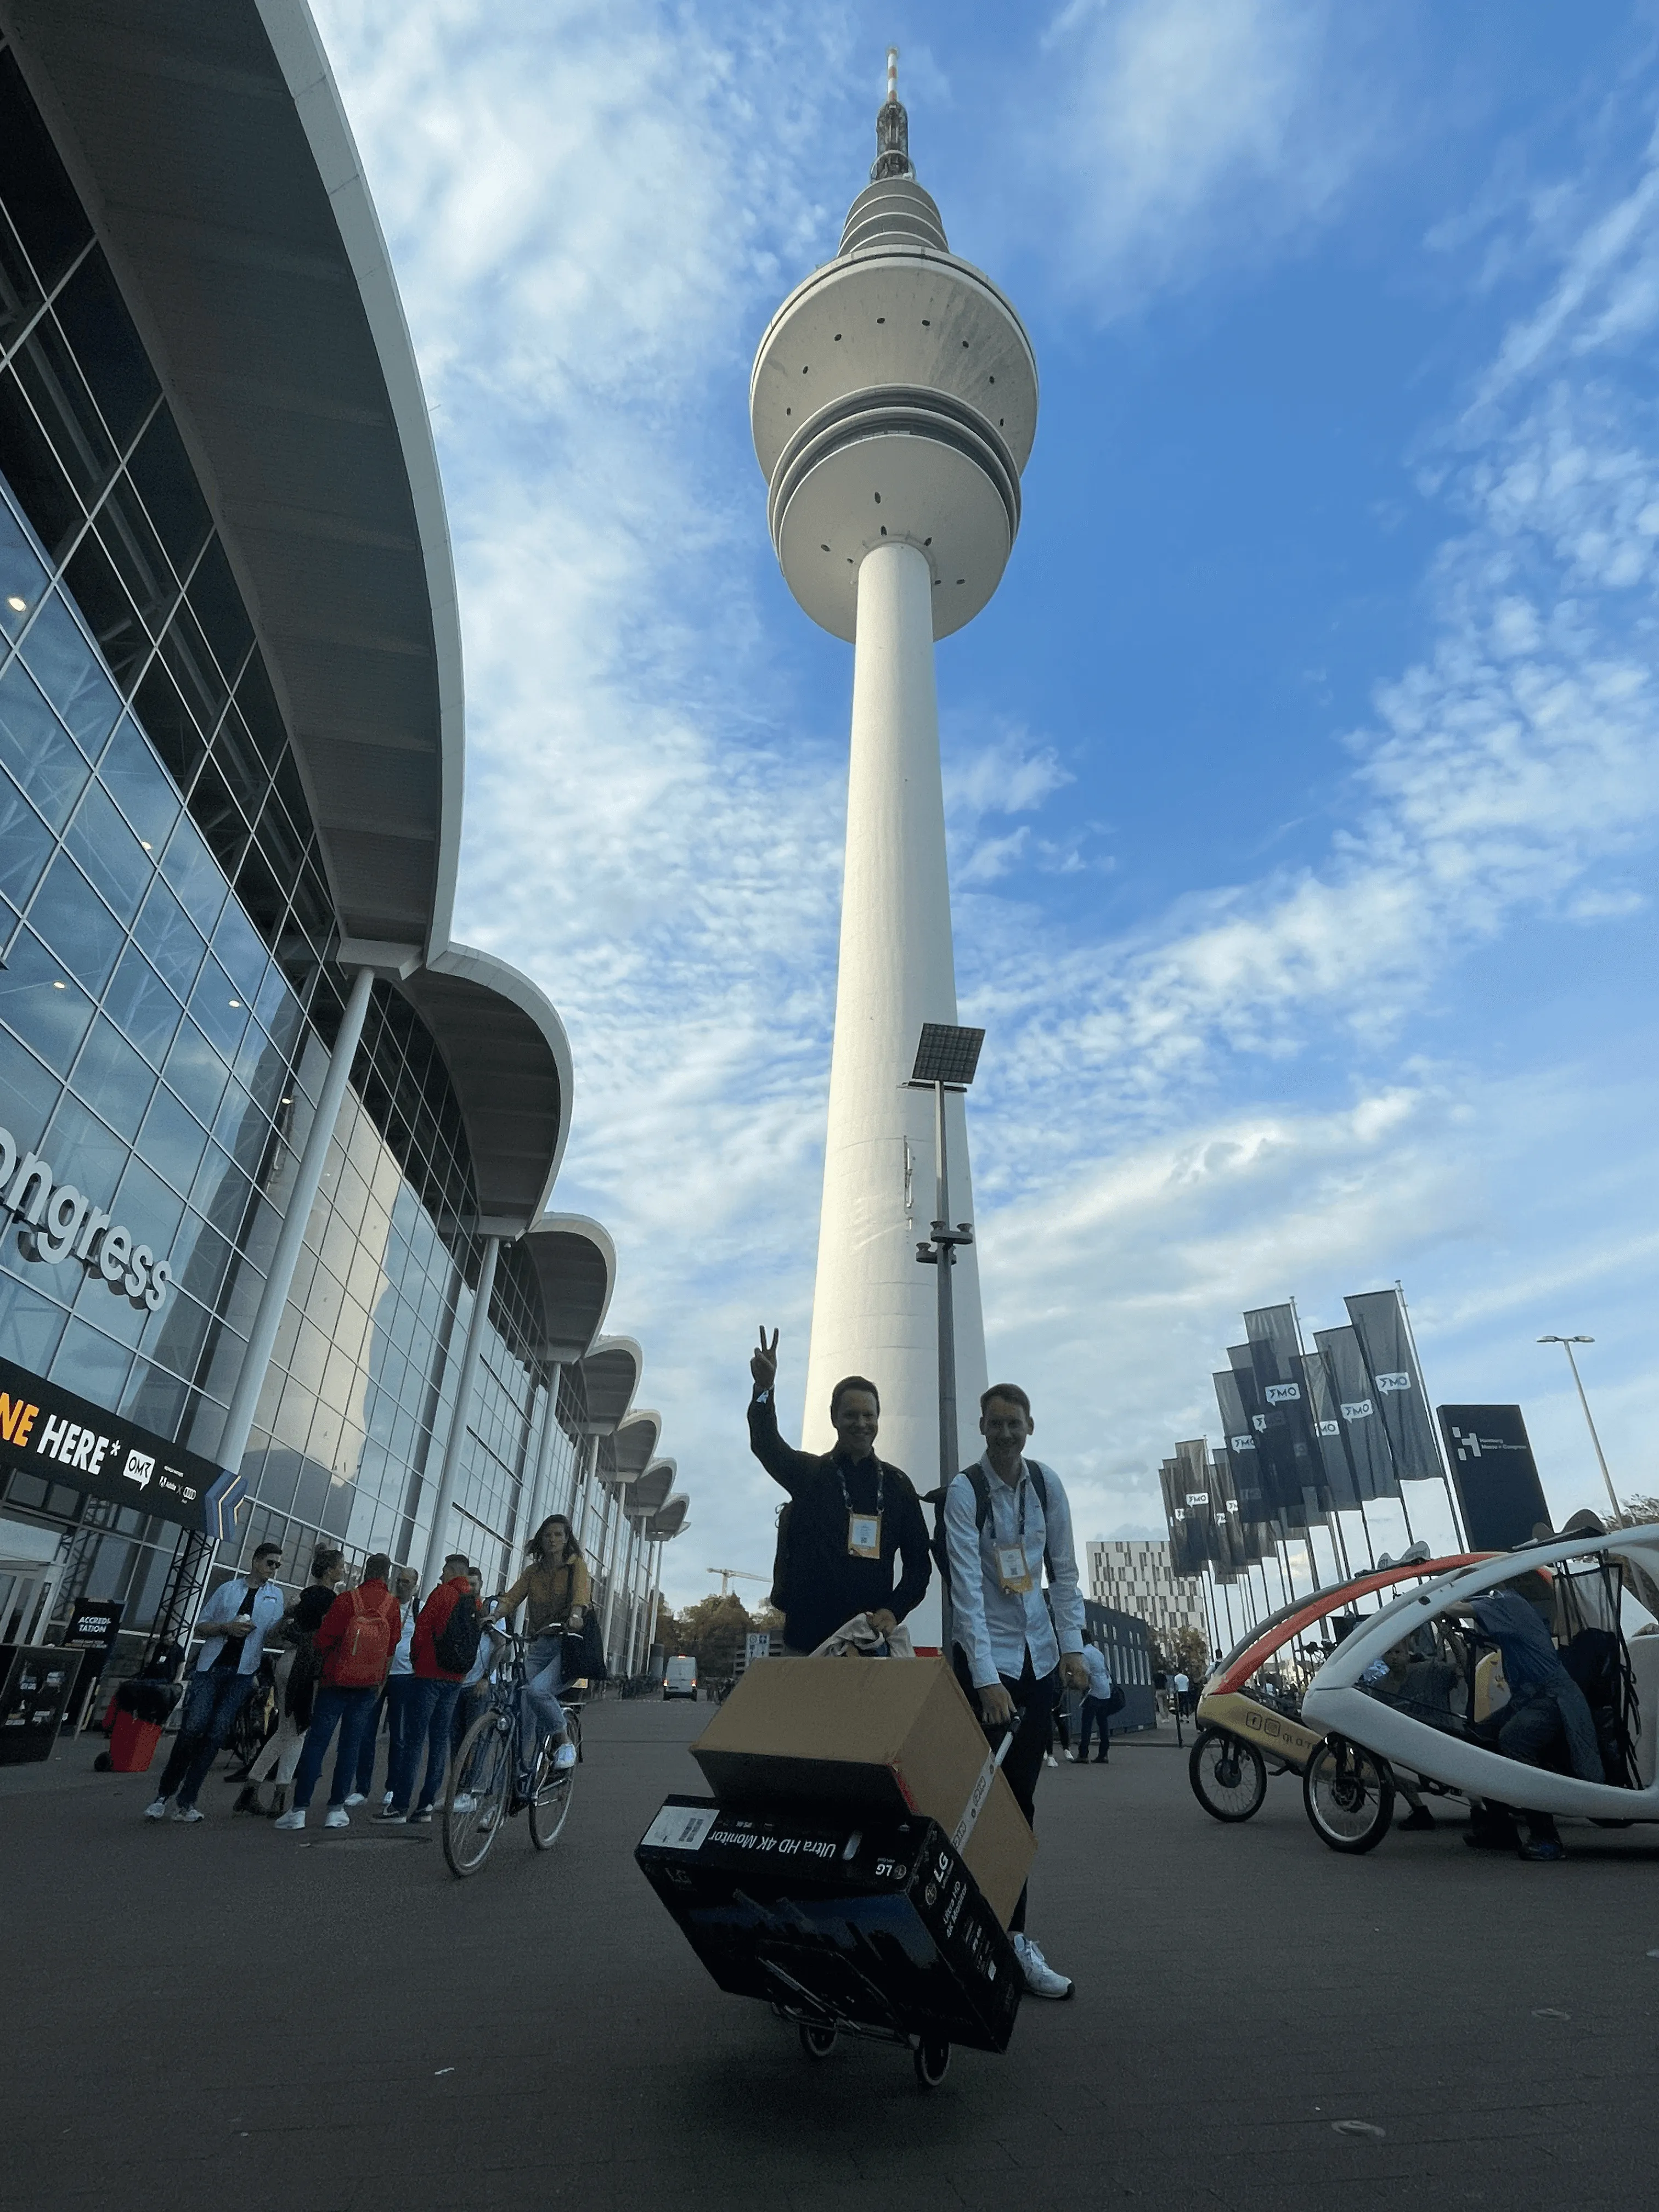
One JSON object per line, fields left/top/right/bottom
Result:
{"left": 690, "top": 1655, "right": 1035, "bottom": 1926}
{"left": 636, "top": 1795, "right": 1022, "bottom": 2053}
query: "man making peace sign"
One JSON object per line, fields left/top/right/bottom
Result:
{"left": 747, "top": 1328, "right": 932, "bottom": 1656}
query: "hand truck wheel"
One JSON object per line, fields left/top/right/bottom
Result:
{"left": 913, "top": 2036, "right": 950, "bottom": 2090}
{"left": 798, "top": 2022, "right": 837, "bottom": 2060}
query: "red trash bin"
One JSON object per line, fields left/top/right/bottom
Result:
{"left": 108, "top": 1711, "right": 163, "bottom": 1773}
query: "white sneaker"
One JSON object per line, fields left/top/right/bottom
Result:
{"left": 143, "top": 1797, "right": 168, "bottom": 1821}
{"left": 343, "top": 1792, "right": 366, "bottom": 1808}
{"left": 381, "top": 1790, "right": 393, "bottom": 1807}
{"left": 552, "top": 1741, "right": 577, "bottom": 1771}
{"left": 1044, "top": 1753, "right": 1058, "bottom": 1768}
{"left": 452, "top": 1791, "right": 477, "bottom": 1812}
{"left": 273, "top": 1809, "right": 306, "bottom": 1831}
{"left": 172, "top": 1804, "right": 204, "bottom": 1824}
{"left": 1065, "top": 1751, "right": 1080, "bottom": 1763}
{"left": 324, "top": 1806, "right": 349, "bottom": 1829}
{"left": 1012, "top": 1934, "right": 1074, "bottom": 2001}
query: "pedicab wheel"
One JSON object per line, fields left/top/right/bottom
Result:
{"left": 1188, "top": 1729, "right": 1268, "bottom": 1822}
{"left": 913, "top": 2038, "right": 950, "bottom": 2091}
{"left": 798, "top": 2023, "right": 837, "bottom": 2060}
{"left": 1303, "top": 1736, "right": 1395, "bottom": 1853}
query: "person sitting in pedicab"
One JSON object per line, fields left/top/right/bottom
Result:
{"left": 1459, "top": 1571, "right": 1604, "bottom": 1863}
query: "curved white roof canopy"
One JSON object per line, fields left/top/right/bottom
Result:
{"left": 627, "top": 1460, "right": 675, "bottom": 1520}
{"left": 521, "top": 1215, "right": 616, "bottom": 1366}
{"left": 577, "top": 1338, "right": 642, "bottom": 1437}
{"left": 8, "top": 0, "right": 572, "bottom": 1234}
{"left": 609, "top": 1412, "right": 661, "bottom": 1488}
{"left": 645, "top": 1497, "right": 689, "bottom": 1542}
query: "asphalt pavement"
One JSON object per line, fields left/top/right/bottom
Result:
{"left": 3, "top": 1698, "right": 1656, "bottom": 2212}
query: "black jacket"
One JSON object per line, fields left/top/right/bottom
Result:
{"left": 748, "top": 1391, "right": 932, "bottom": 1653}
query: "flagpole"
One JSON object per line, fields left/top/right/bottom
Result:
{"left": 1396, "top": 1278, "right": 1469, "bottom": 1550}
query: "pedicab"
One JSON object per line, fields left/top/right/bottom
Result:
{"left": 1188, "top": 1549, "right": 1491, "bottom": 1832}
{"left": 1299, "top": 1520, "right": 1659, "bottom": 1853}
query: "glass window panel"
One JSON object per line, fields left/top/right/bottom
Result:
{"left": 133, "top": 875, "right": 205, "bottom": 998}
{"left": 0, "top": 52, "right": 94, "bottom": 292}
{"left": 137, "top": 1082, "right": 209, "bottom": 1197}
{"left": 234, "top": 652, "right": 289, "bottom": 773}
{"left": 66, "top": 779, "right": 151, "bottom": 923}
{"left": 50, "top": 250, "right": 159, "bottom": 454}
{"left": 67, "top": 1020, "right": 154, "bottom": 1144}
{"left": 0, "top": 1268, "right": 69, "bottom": 1374}
{"left": 131, "top": 656, "right": 204, "bottom": 795}
{"left": 252, "top": 782, "right": 307, "bottom": 889}
{"left": 53, "top": 1314, "right": 135, "bottom": 1407}
{"left": 63, "top": 531, "right": 149, "bottom": 696}
{"left": 232, "top": 841, "right": 284, "bottom": 951}
{"left": 12, "top": 313, "right": 119, "bottom": 508}
{"left": 27, "top": 852, "right": 123, "bottom": 994}
{"left": 158, "top": 811, "right": 226, "bottom": 937}
{"left": 94, "top": 472, "right": 176, "bottom": 635}
{"left": 0, "top": 366, "right": 82, "bottom": 561}
{"left": 212, "top": 899, "right": 270, "bottom": 1012}
{"left": 191, "top": 1139, "right": 251, "bottom": 1232}
{"left": 0, "top": 775, "right": 53, "bottom": 911}
{"left": 0, "top": 203, "right": 44, "bottom": 358}
{"left": 112, "top": 1153, "right": 185, "bottom": 1259}
{"left": 159, "top": 596, "right": 228, "bottom": 737}
{"left": 190, "top": 955, "right": 250, "bottom": 1062}
{"left": 20, "top": 590, "right": 122, "bottom": 756}
{"left": 125, "top": 404, "right": 210, "bottom": 578}
{"left": 163, "top": 1017, "right": 228, "bottom": 1133}
{"left": 121, "top": 1355, "right": 190, "bottom": 1440}
{"left": 0, "top": 493, "right": 47, "bottom": 642}
{"left": 270, "top": 749, "right": 312, "bottom": 845}
{"left": 212, "top": 1075, "right": 269, "bottom": 1177}
{"left": 187, "top": 753, "right": 250, "bottom": 882}
{"left": 97, "top": 714, "right": 180, "bottom": 856}
{"left": 0, "top": 653, "right": 88, "bottom": 828}
{"left": 187, "top": 537, "right": 254, "bottom": 692}
{"left": 0, "top": 924, "right": 93, "bottom": 1068}
{"left": 208, "top": 703, "right": 270, "bottom": 820}
{"left": 0, "top": 1024, "right": 59, "bottom": 1149}
{"left": 103, "top": 944, "right": 180, "bottom": 1069}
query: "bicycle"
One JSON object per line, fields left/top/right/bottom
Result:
{"left": 442, "top": 1628, "right": 583, "bottom": 1877}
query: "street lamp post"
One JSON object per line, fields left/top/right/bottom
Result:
{"left": 1538, "top": 1334, "right": 1623, "bottom": 1526}
{"left": 909, "top": 1021, "right": 985, "bottom": 1659}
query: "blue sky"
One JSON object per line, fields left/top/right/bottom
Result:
{"left": 313, "top": 0, "right": 1659, "bottom": 1604}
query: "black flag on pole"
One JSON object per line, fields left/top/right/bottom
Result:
{"left": 1313, "top": 1324, "right": 1400, "bottom": 1500}
{"left": 1213, "top": 1367, "right": 1273, "bottom": 1534}
{"left": 1244, "top": 1304, "right": 1334, "bottom": 1518}
{"left": 1229, "top": 1343, "right": 1309, "bottom": 1531}
{"left": 1345, "top": 1289, "right": 1443, "bottom": 1483}
{"left": 1159, "top": 1458, "right": 1203, "bottom": 1578}
{"left": 1175, "top": 1439, "right": 1220, "bottom": 1571}
{"left": 1297, "top": 1348, "right": 1361, "bottom": 1511}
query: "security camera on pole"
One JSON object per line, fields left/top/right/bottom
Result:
{"left": 751, "top": 53, "right": 1036, "bottom": 1650}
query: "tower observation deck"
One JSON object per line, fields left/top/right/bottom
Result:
{"left": 752, "top": 55, "right": 1039, "bottom": 1609}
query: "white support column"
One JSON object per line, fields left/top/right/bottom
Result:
{"left": 801, "top": 543, "right": 987, "bottom": 1649}
{"left": 521, "top": 1361, "right": 563, "bottom": 1554}
{"left": 644, "top": 1539, "right": 663, "bottom": 1662}
{"left": 623, "top": 1518, "right": 644, "bottom": 1673}
{"left": 217, "top": 965, "right": 376, "bottom": 1484}
{"left": 419, "top": 1233, "right": 501, "bottom": 1590}
{"left": 600, "top": 1487, "right": 627, "bottom": 1663}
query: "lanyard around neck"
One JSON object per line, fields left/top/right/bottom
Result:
{"left": 837, "top": 1457, "right": 884, "bottom": 1519}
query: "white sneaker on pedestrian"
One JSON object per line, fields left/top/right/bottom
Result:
{"left": 171, "top": 1804, "right": 204, "bottom": 1824}
{"left": 452, "top": 1791, "right": 476, "bottom": 1812}
{"left": 1043, "top": 1752, "right": 1058, "bottom": 1768}
{"left": 381, "top": 1790, "right": 393, "bottom": 1807}
{"left": 143, "top": 1797, "right": 168, "bottom": 1821}
{"left": 343, "top": 1792, "right": 366, "bottom": 1808}
{"left": 1065, "top": 1751, "right": 1080, "bottom": 1763}
{"left": 273, "top": 1809, "right": 306, "bottom": 1831}
{"left": 1012, "top": 1934, "right": 1074, "bottom": 2001}
{"left": 324, "top": 1806, "right": 349, "bottom": 1829}
{"left": 552, "top": 1742, "right": 577, "bottom": 1771}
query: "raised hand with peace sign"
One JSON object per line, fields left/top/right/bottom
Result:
{"left": 751, "top": 1325, "right": 780, "bottom": 1397}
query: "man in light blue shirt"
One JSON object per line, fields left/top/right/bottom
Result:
{"left": 945, "top": 1383, "right": 1090, "bottom": 2000}
{"left": 1075, "top": 1640, "right": 1114, "bottom": 1764}
{"left": 145, "top": 1541, "right": 287, "bottom": 1823}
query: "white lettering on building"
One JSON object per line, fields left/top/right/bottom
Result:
{"left": 0, "top": 1125, "right": 171, "bottom": 1313}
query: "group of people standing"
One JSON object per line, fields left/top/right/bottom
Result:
{"left": 748, "top": 1328, "right": 1113, "bottom": 2004}
{"left": 140, "top": 1511, "right": 592, "bottom": 1831}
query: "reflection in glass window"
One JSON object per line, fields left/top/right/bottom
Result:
{"left": 0, "top": 927, "right": 93, "bottom": 1066}
{"left": 0, "top": 654, "right": 88, "bottom": 828}
{"left": 27, "top": 853, "right": 123, "bottom": 994}
{"left": 102, "top": 944, "right": 180, "bottom": 1069}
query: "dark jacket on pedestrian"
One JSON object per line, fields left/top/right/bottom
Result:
{"left": 748, "top": 1391, "right": 931, "bottom": 1654}
{"left": 411, "top": 1572, "right": 473, "bottom": 1681}
{"left": 315, "top": 1578, "right": 402, "bottom": 1689}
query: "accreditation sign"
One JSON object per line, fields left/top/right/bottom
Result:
{"left": 0, "top": 1356, "right": 245, "bottom": 1539}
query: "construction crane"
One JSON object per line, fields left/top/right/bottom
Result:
{"left": 706, "top": 1568, "right": 766, "bottom": 1599}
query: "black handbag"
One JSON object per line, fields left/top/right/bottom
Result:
{"left": 561, "top": 1607, "right": 608, "bottom": 1685}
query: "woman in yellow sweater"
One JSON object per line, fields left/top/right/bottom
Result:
{"left": 491, "top": 1515, "right": 589, "bottom": 1774}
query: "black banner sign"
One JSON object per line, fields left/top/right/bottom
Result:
{"left": 1229, "top": 1344, "right": 1308, "bottom": 1531}
{"left": 1438, "top": 1404, "right": 1550, "bottom": 1552}
{"left": 1345, "top": 1290, "right": 1442, "bottom": 1483}
{"left": 0, "top": 1355, "right": 243, "bottom": 1538}
{"left": 1313, "top": 1325, "right": 1400, "bottom": 1502}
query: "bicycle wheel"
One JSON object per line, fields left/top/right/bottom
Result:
{"left": 1188, "top": 1730, "right": 1268, "bottom": 1822}
{"left": 527, "top": 1739, "right": 575, "bottom": 1851}
{"left": 442, "top": 1709, "right": 513, "bottom": 1877}
{"left": 1304, "top": 1736, "right": 1395, "bottom": 1854}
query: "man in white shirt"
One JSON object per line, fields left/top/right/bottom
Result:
{"left": 944, "top": 1384, "right": 1090, "bottom": 2000}
{"left": 1074, "top": 1640, "right": 1114, "bottom": 1764}
{"left": 145, "top": 1541, "right": 286, "bottom": 1823}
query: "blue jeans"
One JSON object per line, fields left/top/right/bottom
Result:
{"left": 388, "top": 1676, "right": 461, "bottom": 1811}
{"left": 352, "top": 1688, "right": 389, "bottom": 1797}
{"left": 155, "top": 1669, "right": 257, "bottom": 1807}
{"left": 1078, "top": 1696, "right": 1112, "bottom": 1760}
{"left": 292, "top": 1685, "right": 377, "bottom": 1810}
{"left": 523, "top": 1633, "right": 567, "bottom": 1742}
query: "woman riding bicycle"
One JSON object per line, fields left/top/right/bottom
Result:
{"left": 490, "top": 1515, "right": 588, "bottom": 1776}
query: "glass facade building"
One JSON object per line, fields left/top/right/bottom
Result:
{"left": 0, "top": 10, "right": 678, "bottom": 1676}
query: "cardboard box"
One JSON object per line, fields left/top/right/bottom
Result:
{"left": 636, "top": 1795, "right": 1022, "bottom": 2053}
{"left": 690, "top": 1656, "right": 1035, "bottom": 1926}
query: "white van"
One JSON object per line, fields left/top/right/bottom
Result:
{"left": 663, "top": 1655, "right": 698, "bottom": 1701}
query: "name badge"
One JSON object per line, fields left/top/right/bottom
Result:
{"left": 848, "top": 1511, "right": 882, "bottom": 1560}
{"left": 996, "top": 1542, "right": 1032, "bottom": 1595}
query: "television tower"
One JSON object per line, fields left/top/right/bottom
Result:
{"left": 751, "top": 52, "right": 1038, "bottom": 1600}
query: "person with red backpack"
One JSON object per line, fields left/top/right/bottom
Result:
{"left": 377, "top": 1553, "right": 479, "bottom": 1825}
{"left": 274, "top": 1554, "right": 401, "bottom": 1833}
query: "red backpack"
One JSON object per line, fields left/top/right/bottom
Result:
{"left": 331, "top": 1589, "right": 395, "bottom": 1688}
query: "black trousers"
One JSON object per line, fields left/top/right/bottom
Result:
{"left": 1077, "top": 1695, "right": 1111, "bottom": 1760}
{"left": 953, "top": 1645, "right": 1057, "bottom": 1933}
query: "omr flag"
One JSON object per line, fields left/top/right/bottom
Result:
{"left": 1345, "top": 1289, "right": 1443, "bottom": 1485}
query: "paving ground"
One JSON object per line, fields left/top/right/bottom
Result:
{"left": 3, "top": 1699, "right": 1657, "bottom": 2212}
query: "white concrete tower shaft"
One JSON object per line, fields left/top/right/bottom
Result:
{"left": 751, "top": 59, "right": 1037, "bottom": 1641}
